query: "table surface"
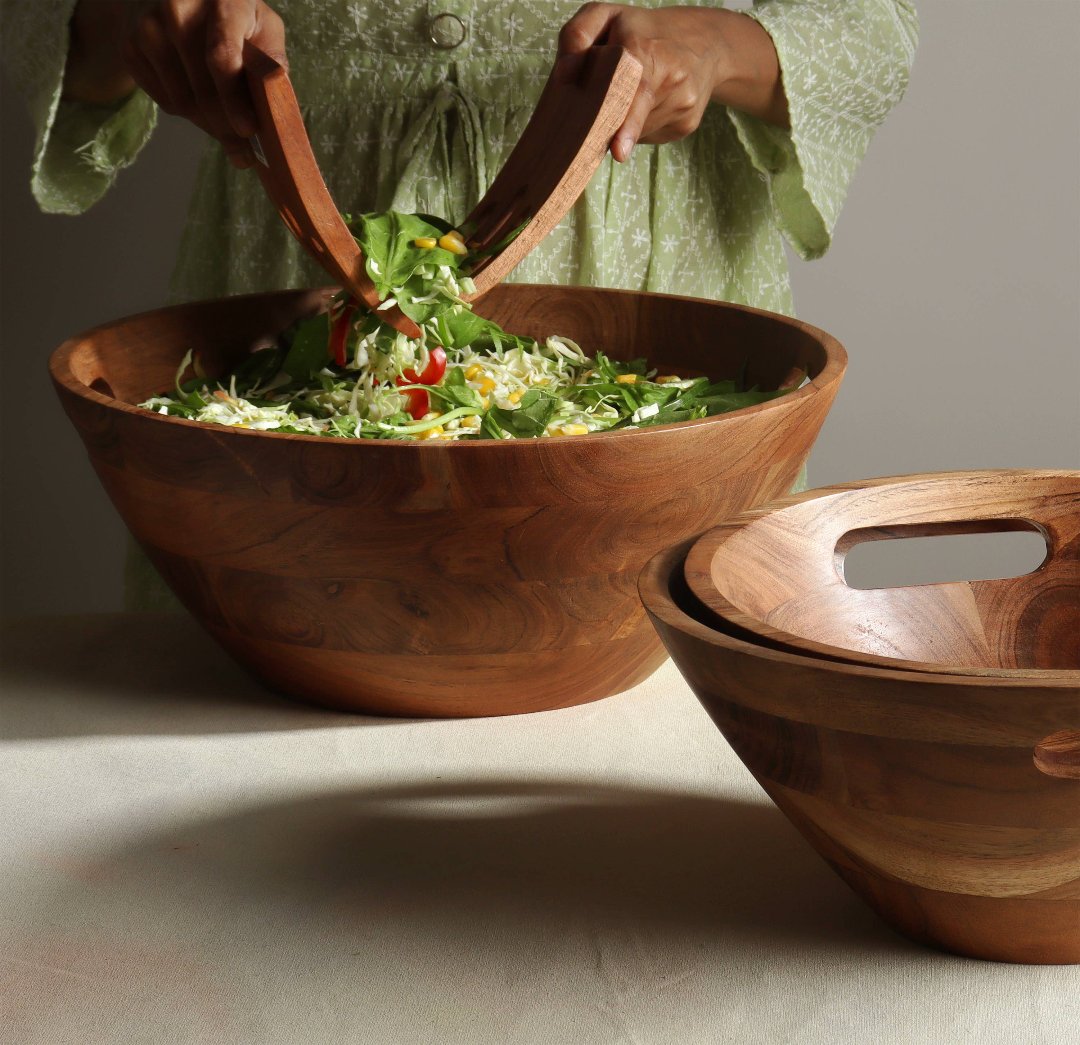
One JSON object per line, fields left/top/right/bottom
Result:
{"left": 2, "top": 615, "right": 1077, "bottom": 1045}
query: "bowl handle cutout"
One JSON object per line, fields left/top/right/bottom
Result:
{"left": 835, "top": 519, "right": 1050, "bottom": 591}
{"left": 89, "top": 376, "right": 116, "bottom": 400}
{"left": 1034, "top": 730, "right": 1080, "bottom": 780}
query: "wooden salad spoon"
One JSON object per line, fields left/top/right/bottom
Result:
{"left": 243, "top": 42, "right": 641, "bottom": 339}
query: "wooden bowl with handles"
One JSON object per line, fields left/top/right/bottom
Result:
{"left": 640, "top": 539, "right": 1080, "bottom": 963}
{"left": 684, "top": 471, "right": 1080, "bottom": 677}
{"left": 49, "top": 283, "right": 845, "bottom": 718}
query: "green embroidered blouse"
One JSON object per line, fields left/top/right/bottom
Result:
{"left": 5, "top": 0, "right": 917, "bottom": 316}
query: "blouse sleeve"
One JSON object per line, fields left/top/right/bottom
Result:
{"left": 727, "top": 0, "right": 919, "bottom": 259}
{"left": 1, "top": 0, "right": 158, "bottom": 216}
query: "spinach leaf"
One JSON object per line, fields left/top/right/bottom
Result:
{"left": 439, "top": 308, "right": 491, "bottom": 350}
{"left": 592, "top": 350, "right": 620, "bottom": 381}
{"left": 283, "top": 313, "right": 330, "bottom": 381}
{"left": 428, "top": 366, "right": 484, "bottom": 411}
{"left": 232, "top": 345, "right": 285, "bottom": 394}
{"left": 414, "top": 212, "right": 456, "bottom": 235}
{"left": 354, "top": 211, "right": 463, "bottom": 298}
{"left": 465, "top": 216, "right": 530, "bottom": 259}
{"left": 485, "top": 389, "right": 559, "bottom": 438}
{"left": 698, "top": 387, "right": 790, "bottom": 412}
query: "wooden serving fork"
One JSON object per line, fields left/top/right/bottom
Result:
{"left": 243, "top": 43, "right": 641, "bottom": 339}
{"left": 242, "top": 43, "right": 418, "bottom": 335}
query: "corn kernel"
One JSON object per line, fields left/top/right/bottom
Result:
{"left": 438, "top": 230, "right": 468, "bottom": 255}
{"left": 615, "top": 374, "right": 638, "bottom": 385}
{"left": 554, "top": 423, "right": 589, "bottom": 437}
{"left": 508, "top": 390, "right": 524, "bottom": 404}
{"left": 413, "top": 236, "right": 438, "bottom": 249}
{"left": 465, "top": 364, "right": 484, "bottom": 380}
{"left": 479, "top": 377, "right": 496, "bottom": 396}
{"left": 418, "top": 425, "right": 444, "bottom": 440}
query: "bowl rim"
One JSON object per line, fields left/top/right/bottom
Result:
{"left": 681, "top": 469, "right": 1080, "bottom": 680}
{"left": 639, "top": 537, "right": 1080, "bottom": 692}
{"left": 48, "top": 283, "right": 847, "bottom": 450}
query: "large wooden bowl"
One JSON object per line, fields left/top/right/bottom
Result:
{"left": 640, "top": 540, "right": 1080, "bottom": 963}
{"left": 50, "top": 284, "right": 845, "bottom": 717}
{"left": 684, "top": 471, "right": 1080, "bottom": 677}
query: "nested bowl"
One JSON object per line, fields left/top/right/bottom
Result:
{"left": 684, "top": 471, "right": 1080, "bottom": 678}
{"left": 640, "top": 540, "right": 1080, "bottom": 963}
{"left": 50, "top": 283, "right": 845, "bottom": 717}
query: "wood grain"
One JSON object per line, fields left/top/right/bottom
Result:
{"left": 243, "top": 44, "right": 421, "bottom": 338}
{"left": 463, "top": 46, "right": 641, "bottom": 297}
{"left": 640, "top": 540, "right": 1080, "bottom": 963}
{"left": 49, "top": 283, "right": 845, "bottom": 717}
{"left": 1035, "top": 730, "right": 1080, "bottom": 780}
{"left": 684, "top": 471, "right": 1080, "bottom": 676}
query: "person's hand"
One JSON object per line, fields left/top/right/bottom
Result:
{"left": 121, "top": 0, "right": 286, "bottom": 167}
{"left": 555, "top": 3, "right": 787, "bottom": 162}
{"left": 67, "top": 0, "right": 286, "bottom": 169}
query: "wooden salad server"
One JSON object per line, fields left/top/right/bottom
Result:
{"left": 243, "top": 42, "right": 642, "bottom": 338}
{"left": 242, "top": 43, "right": 420, "bottom": 336}
{"left": 458, "top": 45, "right": 642, "bottom": 295}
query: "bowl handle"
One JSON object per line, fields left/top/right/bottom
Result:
{"left": 1034, "top": 730, "right": 1080, "bottom": 779}
{"left": 830, "top": 473, "right": 1078, "bottom": 585}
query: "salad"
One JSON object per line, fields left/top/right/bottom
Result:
{"left": 140, "top": 211, "right": 796, "bottom": 440}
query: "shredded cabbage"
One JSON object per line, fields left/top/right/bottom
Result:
{"left": 139, "top": 211, "right": 795, "bottom": 440}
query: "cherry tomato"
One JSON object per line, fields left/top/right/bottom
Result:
{"left": 395, "top": 345, "right": 446, "bottom": 421}
{"left": 401, "top": 346, "right": 447, "bottom": 386}
{"left": 399, "top": 387, "right": 429, "bottom": 420}
{"left": 329, "top": 304, "right": 356, "bottom": 367}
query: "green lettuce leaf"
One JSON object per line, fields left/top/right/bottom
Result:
{"left": 353, "top": 211, "right": 463, "bottom": 299}
{"left": 283, "top": 313, "right": 330, "bottom": 381}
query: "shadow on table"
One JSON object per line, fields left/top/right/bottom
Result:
{"left": 13, "top": 780, "right": 1049, "bottom": 1044}
{"left": 0, "top": 614, "right": 409, "bottom": 739}
{"left": 21, "top": 781, "right": 917, "bottom": 961}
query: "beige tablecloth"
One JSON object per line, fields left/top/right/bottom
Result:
{"left": 2, "top": 616, "right": 1077, "bottom": 1044}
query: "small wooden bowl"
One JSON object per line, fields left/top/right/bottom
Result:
{"left": 684, "top": 471, "right": 1080, "bottom": 677}
{"left": 640, "top": 540, "right": 1080, "bottom": 963}
{"left": 50, "top": 284, "right": 845, "bottom": 718}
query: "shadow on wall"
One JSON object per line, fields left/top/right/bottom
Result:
{"left": 0, "top": 75, "right": 204, "bottom": 618}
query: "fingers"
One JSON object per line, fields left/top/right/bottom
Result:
{"left": 611, "top": 78, "right": 654, "bottom": 162}
{"left": 122, "top": 0, "right": 281, "bottom": 168}
{"left": 557, "top": 3, "right": 616, "bottom": 57}
{"left": 205, "top": 0, "right": 263, "bottom": 138}
{"left": 250, "top": 1, "right": 288, "bottom": 68}
{"left": 165, "top": 1, "right": 239, "bottom": 143}
{"left": 635, "top": 64, "right": 708, "bottom": 147}
{"left": 127, "top": 6, "right": 192, "bottom": 116}
{"left": 596, "top": 9, "right": 712, "bottom": 161}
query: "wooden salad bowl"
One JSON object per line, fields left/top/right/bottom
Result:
{"left": 684, "top": 471, "right": 1080, "bottom": 678}
{"left": 640, "top": 540, "right": 1080, "bottom": 963}
{"left": 49, "top": 284, "right": 845, "bottom": 718}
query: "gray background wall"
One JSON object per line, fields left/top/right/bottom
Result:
{"left": 2, "top": 1, "right": 1078, "bottom": 616}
